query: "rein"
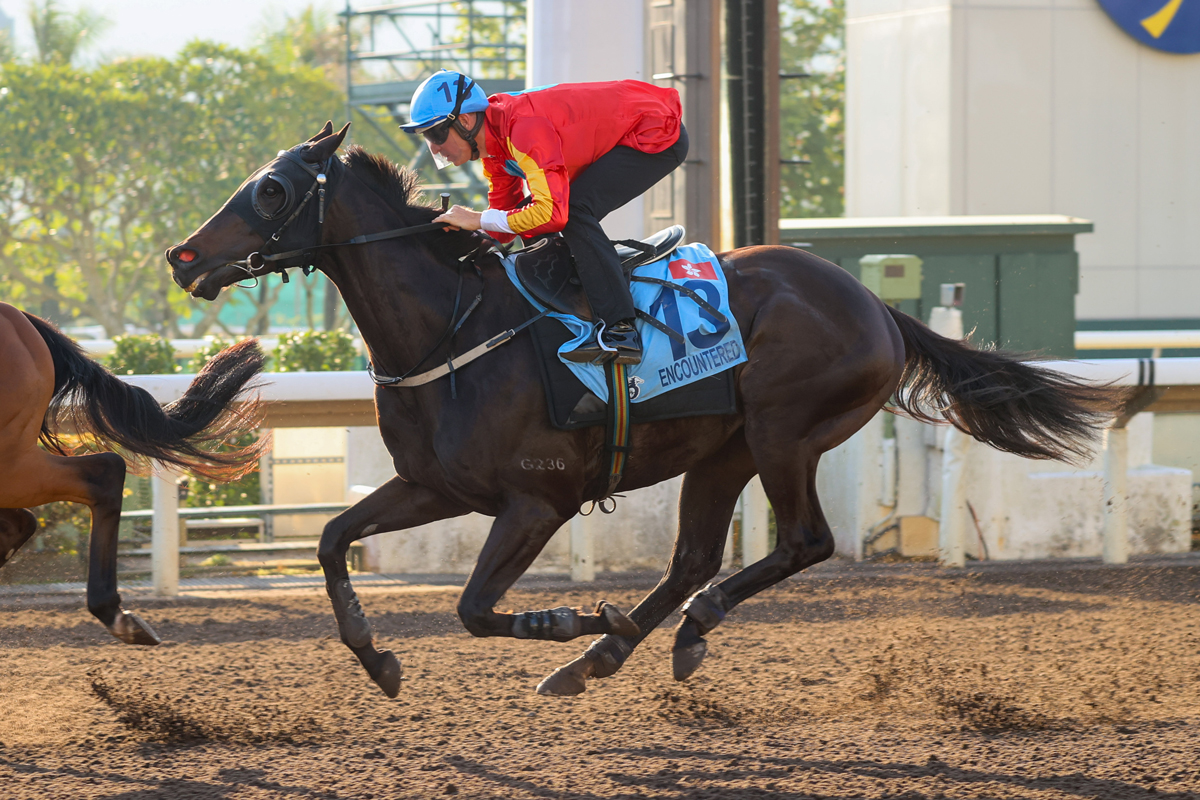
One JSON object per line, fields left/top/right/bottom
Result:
{"left": 228, "top": 159, "right": 544, "bottom": 393}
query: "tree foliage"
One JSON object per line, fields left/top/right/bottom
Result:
{"left": 28, "top": 0, "right": 110, "bottom": 66}
{"left": 0, "top": 43, "right": 344, "bottom": 335}
{"left": 0, "top": 27, "right": 14, "bottom": 64}
{"left": 779, "top": 0, "right": 844, "bottom": 218}
{"left": 254, "top": 5, "right": 347, "bottom": 85}
{"left": 452, "top": 1, "right": 525, "bottom": 80}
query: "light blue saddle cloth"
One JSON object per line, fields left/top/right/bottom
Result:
{"left": 503, "top": 242, "right": 747, "bottom": 403}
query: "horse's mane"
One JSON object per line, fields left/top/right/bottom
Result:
{"left": 339, "top": 145, "right": 483, "bottom": 261}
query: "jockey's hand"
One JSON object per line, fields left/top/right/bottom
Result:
{"left": 434, "top": 205, "right": 482, "bottom": 232}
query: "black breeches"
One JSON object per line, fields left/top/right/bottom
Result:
{"left": 561, "top": 125, "right": 689, "bottom": 325}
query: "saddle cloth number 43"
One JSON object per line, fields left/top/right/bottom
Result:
{"left": 648, "top": 280, "right": 730, "bottom": 361}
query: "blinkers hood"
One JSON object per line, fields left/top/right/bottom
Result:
{"left": 219, "top": 146, "right": 337, "bottom": 270}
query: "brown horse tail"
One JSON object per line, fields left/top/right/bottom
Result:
{"left": 23, "top": 313, "right": 268, "bottom": 481}
{"left": 885, "top": 305, "right": 1119, "bottom": 464}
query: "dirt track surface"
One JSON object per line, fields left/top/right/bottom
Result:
{"left": 0, "top": 559, "right": 1198, "bottom": 800}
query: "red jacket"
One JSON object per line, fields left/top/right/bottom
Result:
{"left": 480, "top": 81, "right": 682, "bottom": 240}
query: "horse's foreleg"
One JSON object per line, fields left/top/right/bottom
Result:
{"left": 0, "top": 508, "right": 38, "bottom": 568}
{"left": 538, "top": 432, "right": 755, "bottom": 696}
{"left": 317, "top": 476, "right": 467, "bottom": 698}
{"left": 456, "top": 497, "right": 635, "bottom": 646}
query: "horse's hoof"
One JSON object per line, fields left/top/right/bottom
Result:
{"left": 0, "top": 509, "right": 37, "bottom": 569}
{"left": 598, "top": 602, "right": 640, "bottom": 638}
{"left": 536, "top": 656, "right": 593, "bottom": 697}
{"left": 672, "top": 639, "right": 707, "bottom": 682}
{"left": 371, "top": 649, "right": 403, "bottom": 698}
{"left": 109, "top": 611, "right": 162, "bottom": 647}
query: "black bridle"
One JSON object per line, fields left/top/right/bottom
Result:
{"left": 223, "top": 149, "right": 448, "bottom": 286}
{"left": 219, "top": 147, "right": 542, "bottom": 393}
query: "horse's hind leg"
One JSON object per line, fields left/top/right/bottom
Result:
{"left": 0, "top": 508, "right": 38, "bottom": 568}
{"left": 74, "top": 453, "right": 160, "bottom": 645}
{"left": 8, "top": 451, "right": 160, "bottom": 644}
{"left": 456, "top": 496, "right": 640, "bottom": 645}
{"left": 671, "top": 405, "right": 878, "bottom": 680}
{"left": 537, "top": 432, "right": 756, "bottom": 696}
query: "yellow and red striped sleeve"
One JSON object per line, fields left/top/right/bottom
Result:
{"left": 495, "top": 116, "right": 570, "bottom": 237}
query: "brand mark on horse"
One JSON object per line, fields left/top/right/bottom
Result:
{"left": 520, "top": 457, "right": 567, "bottom": 471}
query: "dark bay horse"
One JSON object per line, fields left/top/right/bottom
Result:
{"left": 167, "top": 123, "right": 1113, "bottom": 698}
{"left": 0, "top": 303, "right": 266, "bottom": 644}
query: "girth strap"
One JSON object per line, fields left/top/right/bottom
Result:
{"left": 603, "top": 361, "right": 633, "bottom": 498}
{"left": 630, "top": 275, "right": 727, "bottom": 323}
{"left": 635, "top": 309, "right": 686, "bottom": 345}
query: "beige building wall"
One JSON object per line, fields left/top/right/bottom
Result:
{"left": 845, "top": 0, "right": 1200, "bottom": 321}
{"left": 270, "top": 427, "right": 345, "bottom": 538}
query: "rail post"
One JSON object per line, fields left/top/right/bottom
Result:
{"left": 151, "top": 468, "right": 180, "bottom": 597}
{"left": 1101, "top": 386, "right": 1163, "bottom": 565}
{"left": 569, "top": 513, "right": 595, "bottom": 582}
{"left": 929, "top": 284, "right": 969, "bottom": 567}
{"left": 742, "top": 476, "right": 770, "bottom": 565}
{"left": 939, "top": 427, "right": 968, "bottom": 567}
{"left": 1102, "top": 425, "right": 1130, "bottom": 564}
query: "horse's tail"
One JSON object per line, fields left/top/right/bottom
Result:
{"left": 885, "top": 305, "right": 1119, "bottom": 464}
{"left": 24, "top": 313, "right": 268, "bottom": 481}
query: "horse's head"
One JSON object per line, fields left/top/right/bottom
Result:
{"left": 166, "top": 121, "right": 349, "bottom": 301}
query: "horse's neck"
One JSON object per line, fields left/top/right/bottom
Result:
{"left": 322, "top": 239, "right": 463, "bottom": 377}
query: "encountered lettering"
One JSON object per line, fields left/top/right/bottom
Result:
{"left": 657, "top": 340, "right": 743, "bottom": 388}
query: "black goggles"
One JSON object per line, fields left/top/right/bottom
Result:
{"left": 422, "top": 120, "right": 454, "bottom": 146}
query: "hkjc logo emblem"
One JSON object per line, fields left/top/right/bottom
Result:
{"left": 668, "top": 258, "right": 718, "bottom": 281}
{"left": 1098, "top": 0, "right": 1200, "bottom": 53}
{"left": 627, "top": 375, "right": 644, "bottom": 401}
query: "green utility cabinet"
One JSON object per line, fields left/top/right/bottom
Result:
{"left": 778, "top": 215, "right": 1092, "bottom": 357}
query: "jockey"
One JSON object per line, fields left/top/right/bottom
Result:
{"left": 401, "top": 70, "right": 688, "bottom": 365}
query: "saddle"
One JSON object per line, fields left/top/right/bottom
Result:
{"left": 513, "top": 225, "right": 686, "bottom": 321}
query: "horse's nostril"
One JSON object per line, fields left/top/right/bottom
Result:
{"left": 178, "top": 249, "right": 197, "bottom": 263}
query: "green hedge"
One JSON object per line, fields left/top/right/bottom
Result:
{"left": 274, "top": 328, "right": 358, "bottom": 372}
{"left": 106, "top": 334, "right": 179, "bottom": 375}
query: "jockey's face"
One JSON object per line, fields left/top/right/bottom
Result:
{"left": 427, "top": 113, "right": 481, "bottom": 168}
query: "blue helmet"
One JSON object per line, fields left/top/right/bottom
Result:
{"left": 400, "top": 70, "right": 489, "bottom": 133}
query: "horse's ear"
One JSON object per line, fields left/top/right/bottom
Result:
{"left": 307, "top": 121, "right": 335, "bottom": 143}
{"left": 308, "top": 122, "right": 351, "bottom": 161}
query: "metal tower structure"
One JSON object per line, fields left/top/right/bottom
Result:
{"left": 339, "top": 1, "right": 526, "bottom": 203}
{"left": 724, "top": 0, "right": 781, "bottom": 248}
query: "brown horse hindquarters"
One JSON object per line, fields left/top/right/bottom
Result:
{"left": 0, "top": 304, "right": 54, "bottom": 454}
{"left": 0, "top": 306, "right": 265, "bottom": 648}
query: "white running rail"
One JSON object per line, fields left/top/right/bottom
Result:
{"left": 119, "top": 357, "right": 1198, "bottom": 594}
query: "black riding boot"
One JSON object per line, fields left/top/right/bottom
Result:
{"left": 562, "top": 319, "right": 642, "bottom": 365}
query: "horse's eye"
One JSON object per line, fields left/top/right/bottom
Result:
{"left": 264, "top": 185, "right": 278, "bottom": 197}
